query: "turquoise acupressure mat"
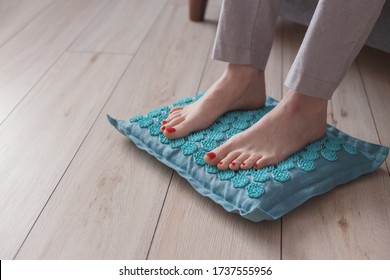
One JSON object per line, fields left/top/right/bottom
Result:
{"left": 107, "top": 92, "right": 389, "bottom": 222}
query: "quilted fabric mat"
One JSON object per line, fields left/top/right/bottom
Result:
{"left": 107, "top": 92, "right": 388, "bottom": 222}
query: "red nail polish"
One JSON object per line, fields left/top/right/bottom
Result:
{"left": 231, "top": 162, "right": 236, "bottom": 166}
{"left": 218, "top": 161, "right": 223, "bottom": 165}
{"left": 242, "top": 162, "right": 246, "bottom": 166}
{"left": 161, "top": 126, "right": 166, "bottom": 131}
{"left": 254, "top": 163, "right": 258, "bottom": 168}
{"left": 206, "top": 152, "right": 216, "bottom": 159}
{"left": 166, "top": 127, "right": 176, "bottom": 133}
{"left": 162, "top": 120, "right": 167, "bottom": 124}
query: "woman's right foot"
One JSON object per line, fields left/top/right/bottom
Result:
{"left": 204, "top": 90, "right": 328, "bottom": 171}
{"left": 161, "top": 64, "right": 266, "bottom": 139}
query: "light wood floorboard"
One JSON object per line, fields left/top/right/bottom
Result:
{"left": 70, "top": 0, "right": 167, "bottom": 54}
{"left": 0, "top": 0, "right": 108, "bottom": 123}
{"left": 0, "top": 0, "right": 53, "bottom": 46}
{"left": 0, "top": 52, "right": 130, "bottom": 259}
{"left": 267, "top": 19, "right": 283, "bottom": 101}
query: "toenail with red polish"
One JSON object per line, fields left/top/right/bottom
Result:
{"left": 161, "top": 126, "right": 166, "bottom": 131}
{"left": 206, "top": 152, "right": 216, "bottom": 159}
{"left": 162, "top": 120, "right": 167, "bottom": 124}
{"left": 231, "top": 162, "right": 236, "bottom": 166}
{"left": 242, "top": 162, "right": 246, "bottom": 166}
{"left": 254, "top": 163, "right": 258, "bottom": 168}
{"left": 166, "top": 127, "right": 176, "bottom": 133}
{"left": 218, "top": 161, "right": 223, "bottom": 165}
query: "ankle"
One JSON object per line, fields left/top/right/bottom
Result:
{"left": 226, "top": 63, "right": 264, "bottom": 80}
{"left": 285, "top": 89, "right": 328, "bottom": 114}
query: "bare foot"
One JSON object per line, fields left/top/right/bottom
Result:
{"left": 204, "top": 90, "right": 328, "bottom": 170}
{"left": 161, "top": 64, "right": 266, "bottom": 139}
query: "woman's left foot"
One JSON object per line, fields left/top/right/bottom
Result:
{"left": 204, "top": 90, "right": 328, "bottom": 170}
{"left": 161, "top": 64, "right": 266, "bottom": 139}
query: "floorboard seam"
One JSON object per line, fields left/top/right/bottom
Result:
{"left": 0, "top": 0, "right": 109, "bottom": 127}
{"left": 66, "top": 50, "right": 135, "bottom": 56}
{"left": 146, "top": 171, "right": 175, "bottom": 260}
{"left": 356, "top": 60, "right": 390, "bottom": 174}
{"left": 0, "top": 49, "right": 67, "bottom": 126}
{"left": 195, "top": 30, "right": 217, "bottom": 95}
{"left": 64, "top": 0, "right": 112, "bottom": 53}
{"left": 0, "top": 0, "right": 55, "bottom": 49}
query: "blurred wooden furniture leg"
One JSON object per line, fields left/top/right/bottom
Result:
{"left": 189, "top": 0, "right": 208, "bottom": 21}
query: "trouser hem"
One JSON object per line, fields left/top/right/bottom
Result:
{"left": 284, "top": 66, "right": 338, "bottom": 100}
{"left": 212, "top": 40, "right": 269, "bottom": 70}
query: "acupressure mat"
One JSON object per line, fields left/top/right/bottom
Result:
{"left": 107, "top": 92, "right": 388, "bottom": 222}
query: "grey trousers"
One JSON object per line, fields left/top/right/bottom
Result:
{"left": 212, "top": 0, "right": 385, "bottom": 99}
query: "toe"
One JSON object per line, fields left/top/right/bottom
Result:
{"left": 164, "top": 115, "right": 185, "bottom": 129}
{"left": 169, "top": 106, "right": 184, "bottom": 114}
{"left": 204, "top": 142, "right": 233, "bottom": 166}
{"left": 161, "top": 114, "right": 184, "bottom": 132}
{"left": 204, "top": 151, "right": 218, "bottom": 165}
{"left": 164, "top": 120, "right": 192, "bottom": 139}
{"left": 229, "top": 153, "right": 250, "bottom": 170}
{"left": 163, "top": 116, "right": 186, "bottom": 139}
{"left": 254, "top": 156, "right": 273, "bottom": 169}
{"left": 240, "top": 154, "right": 260, "bottom": 169}
{"left": 162, "top": 110, "right": 182, "bottom": 124}
{"left": 217, "top": 151, "right": 241, "bottom": 170}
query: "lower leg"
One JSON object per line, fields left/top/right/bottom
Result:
{"left": 213, "top": 0, "right": 280, "bottom": 69}
{"left": 285, "top": 0, "right": 385, "bottom": 99}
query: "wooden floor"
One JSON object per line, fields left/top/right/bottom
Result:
{"left": 1, "top": 0, "right": 389, "bottom": 259}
